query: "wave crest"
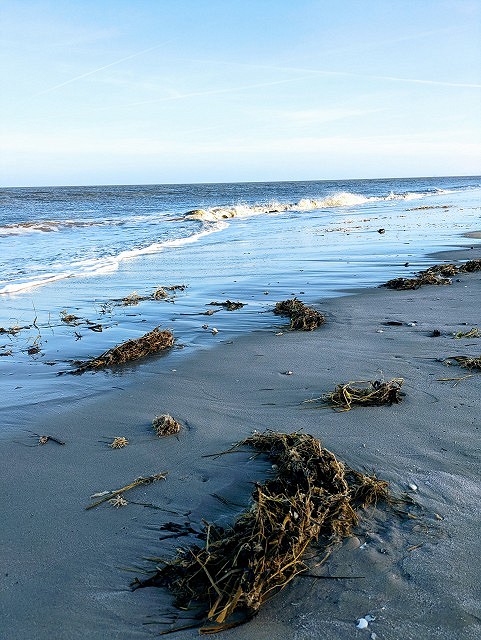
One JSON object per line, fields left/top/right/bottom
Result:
{"left": 183, "top": 188, "right": 448, "bottom": 221}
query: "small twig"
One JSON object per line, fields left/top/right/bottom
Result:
{"left": 86, "top": 472, "right": 167, "bottom": 510}
{"left": 436, "top": 374, "right": 474, "bottom": 387}
{"left": 298, "top": 574, "right": 365, "bottom": 579}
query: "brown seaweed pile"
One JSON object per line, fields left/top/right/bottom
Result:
{"left": 383, "top": 259, "right": 481, "bottom": 290}
{"left": 68, "top": 326, "right": 174, "bottom": 374}
{"left": 153, "top": 414, "right": 182, "bottom": 437}
{"left": 134, "top": 431, "right": 391, "bottom": 634}
{"left": 313, "top": 378, "right": 404, "bottom": 412}
{"left": 273, "top": 298, "right": 325, "bottom": 331}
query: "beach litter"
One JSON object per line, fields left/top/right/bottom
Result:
{"left": 152, "top": 414, "right": 182, "bottom": 437}
{"left": 86, "top": 472, "right": 167, "bottom": 510}
{"left": 133, "top": 431, "right": 392, "bottom": 634}
{"left": 67, "top": 326, "right": 174, "bottom": 374}
{"left": 305, "top": 379, "right": 404, "bottom": 412}
{"left": 273, "top": 298, "right": 325, "bottom": 331}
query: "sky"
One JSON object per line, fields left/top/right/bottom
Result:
{"left": 1, "top": 0, "right": 480, "bottom": 186}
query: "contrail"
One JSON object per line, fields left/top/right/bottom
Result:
{"left": 114, "top": 76, "right": 310, "bottom": 108}
{"left": 32, "top": 42, "right": 171, "bottom": 97}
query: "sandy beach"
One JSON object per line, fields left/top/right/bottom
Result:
{"left": 1, "top": 245, "right": 480, "bottom": 640}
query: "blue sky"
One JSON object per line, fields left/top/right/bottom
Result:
{"left": 1, "top": 0, "right": 480, "bottom": 186}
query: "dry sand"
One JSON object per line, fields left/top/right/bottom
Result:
{"left": 1, "top": 247, "right": 480, "bottom": 639}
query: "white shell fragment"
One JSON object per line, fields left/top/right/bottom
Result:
{"left": 365, "top": 614, "right": 376, "bottom": 622}
{"left": 408, "top": 483, "right": 418, "bottom": 491}
{"left": 356, "top": 618, "right": 369, "bottom": 629}
{"left": 211, "top": 327, "right": 219, "bottom": 335}
{"left": 90, "top": 491, "right": 110, "bottom": 498}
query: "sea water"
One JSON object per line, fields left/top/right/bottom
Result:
{"left": 1, "top": 176, "right": 480, "bottom": 433}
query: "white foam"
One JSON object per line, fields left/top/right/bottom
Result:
{"left": 183, "top": 188, "right": 448, "bottom": 222}
{"left": 0, "top": 220, "right": 228, "bottom": 295}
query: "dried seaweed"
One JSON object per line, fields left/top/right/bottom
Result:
{"left": 308, "top": 378, "right": 404, "bottom": 412}
{"left": 383, "top": 258, "right": 481, "bottom": 290}
{"left": 273, "top": 298, "right": 325, "bottom": 331}
{"left": 68, "top": 326, "right": 174, "bottom": 374}
{"left": 444, "top": 355, "right": 481, "bottom": 370}
{"left": 383, "top": 272, "right": 451, "bottom": 290}
{"left": 153, "top": 414, "right": 182, "bottom": 437}
{"left": 453, "top": 328, "right": 480, "bottom": 339}
{"left": 459, "top": 259, "right": 481, "bottom": 273}
{"left": 208, "top": 300, "right": 245, "bottom": 311}
{"left": 109, "top": 437, "right": 129, "bottom": 448}
{"left": 133, "top": 431, "right": 391, "bottom": 634}
{"left": 114, "top": 285, "right": 187, "bottom": 306}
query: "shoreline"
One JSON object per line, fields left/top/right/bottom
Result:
{"left": 1, "top": 244, "right": 481, "bottom": 638}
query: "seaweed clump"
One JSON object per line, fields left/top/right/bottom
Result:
{"left": 152, "top": 414, "right": 182, "bottom": 437}
{"left": 69, "top": 326, "right": 174, "bottom": 374}
{"left": 273, "top": 298, "right": 325, "bottom": 331}
{"left": 315, "top": 378, "right": 404, "bottom": 412}
{"left": 444, "top": 355, "right": 481, "bottom": 371}
{"left": 383, "top": 259, "right": 481, "bottom": 290}
{"left": 134, "top": 431, "right": 391, "bottom": 634}
{"left": 208, "top": 300, "right": 245, "bottom": 311}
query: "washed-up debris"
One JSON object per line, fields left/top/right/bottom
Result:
{"left": 86, "top": 472, "right": 167, "bottom": 510}
{"left": 109, "top": 494, "right": 129, "bottom": 508}
{"left": 133, "top": 431, "right": 391, "bottom": 634}
{"left": 273, "top": 298, "right": 325, "bottom": 331}
{"left": 211, "top": 327, "right": 219, "bottom": 335}
{"left": 153, "top": 414, "right": 182, "bottom": 437}
{"left": 208, "top": 300, "right": 246, "bottom": 311}
{"left": 67, "top": 326, "right": 174, "bottom": 374}
{"left": 431, "top": 329, "right": 441, "bottom": 337}
{"left": 306, "top": 379, "right": 404, "bottom": 412}
{"left": 383, "top": 259, "right": 481, "bottom": 290}
{"left": 37, "top": 434, "right": 65, "bottom": 446}
{"left": 60, "top": 309, "right": 81, "bottom": 324}
{"left": 453, "top": 327, "right": 480, "bottom": 339}
{"left": 109, "top": 436, "right": 129, "bottom": 449}
{"left": 114, "top": 285, "right": 187, "bottom": 306}
{"left": 444, "top": 355, "right": 481, "bottom": 370}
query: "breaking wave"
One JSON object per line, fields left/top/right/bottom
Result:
{"left": 183, "top": 189, "right": 452, "bottom": 222}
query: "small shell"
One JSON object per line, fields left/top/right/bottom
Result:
{"left": 211, "top": 327, "right": 219, "bottom": 335}
{"left": 408, "top": 483, "right": 418, "bottom": 491}
{"left": 356, "top": 618, "right": 369, "bottom": 629}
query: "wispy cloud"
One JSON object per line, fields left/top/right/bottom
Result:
{"left": 32, "top": 41, "right": 171, "bottom": 97}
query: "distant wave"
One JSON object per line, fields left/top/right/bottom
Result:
{"left": 183, "top": 189, "right": 453, "bottom": 222}
{"left": 0, "top": 218, "right": 117, "bottom": 237}
{"left": 0, "top": 214, "right": 160, "bottom": 237}
{"left": 0, "top": 221, "right": 228, "bottom": 295}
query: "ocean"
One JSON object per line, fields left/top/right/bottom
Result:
{"left": 1, "top": 175, "right": 480, "bottom": 433}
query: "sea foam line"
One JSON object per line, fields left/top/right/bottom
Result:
{"left": 0, "top": 221, "right": 228, "bottom": 295}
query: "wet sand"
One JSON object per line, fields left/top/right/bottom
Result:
{"left": 1, "top": 247, "right": 480, "bottom": 639}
